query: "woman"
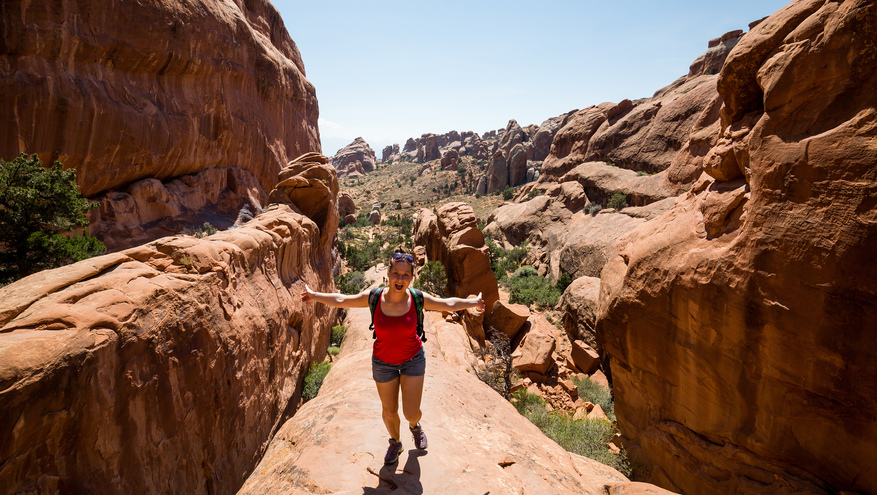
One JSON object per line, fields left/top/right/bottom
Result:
{"left": 302, "top": 250, "right": 485, "bottom": 464}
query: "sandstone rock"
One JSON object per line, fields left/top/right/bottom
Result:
{"left": 403, "top": 137, "right": 417, "bottom": 152}
{"left": 0, "top": 189, "right": 339, "bottom": 494}
{"left": 421, "top": 133, "right": 440, "bottom": 161}
{"left": 499, "top": 119, "right": 525, "bottom": 158}
{"left": 542, "top": 105, "right": 611, "bottom": 179}
{"left": 589, "top": 369, "right": 610, "bottom": 389}
{"left": 344, "top": 213, "right": 357, "bottom": 225}
{"left": 489, "top": 301, "right": 531, "bottom": 342}
{"left": 558, "top": 212, "right": 646, "bottom": 279}
{"left": 381, "top": 143, "right": 400, "bottom": 162}
{"left": 598, "top": 3, "right": 877, "bottom": 494}
{"left": 237, "top": 307, "right": 640, "bottom": 494}
{"left": 512, "top": 323, "right": 556, "bottom": 375}
{"left": 338, "top": 192, "right": 356, "bottom": 218}
{"left": 560, "top": 161, "right": 675, "bottom": 208}
{"left": 507, "top": 143, "right": 528, "bottom": 187}
{"left": 87, "top": 166, "right": 267, "bottom": 252}
{"left": 330, "top": 137, "right": 377, "bottom": 177}
{"left": 440, "top": 148, "right": 459, "bottom": 170}
{"left": 560, "top": 276, "right": 602, "bottom": 351}
{"left": 588, "top": 404, "right": 609, "bottom": 421}
{"left": 688, "top": 30, "right": 742, "bottom": 79}
{"left": 268, "top": 153, "right": 340, "bottom": 251}
{"left": 571, "top": 340, "right": 601, "bottom": 375}
{"left": 0, "top": 0, "right": 317, "bottom": 199}
{"left": 485, "top": 151, "right": 509, "bottom": 194}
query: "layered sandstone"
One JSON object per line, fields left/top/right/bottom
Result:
{"left": 330, "top": 137, "right": 377, "bottom": 178}
{"left": 414, "top": 203, "right": 500, "bottom": 326}
{"left": 597, "top": 1, "right": 877, "bottom": 493}
{"left": 0, "top": 0, "right": 319, "bottom": 199}
{"left": 237, "top": 307, "right": 671, "bottom": 495}
{"left": 0, "top": 154, "right": 340, "bottom": 494}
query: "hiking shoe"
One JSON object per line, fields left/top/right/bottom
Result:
{"left": 384, "top": 438, "right": 403, "bottom": 464}
{"left": 410, "top": 423, "right": 428, "bottom": 450}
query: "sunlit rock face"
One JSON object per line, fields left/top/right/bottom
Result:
{"left": 0, "top": 153, "right": 340, "bottom": 494}
{"left": 598, "top": 1, "right": 877, "bottom": 493}
{"left": 0, "top": 0, "right": 319, "bottom": 199}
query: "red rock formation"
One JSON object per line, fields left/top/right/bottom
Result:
{"left": 598, "top": 2, "right": 877, "bottom": 493}
{"left": 414, "top": 203, "right": 499, "bottom": 325}
{"left": 0, "top": 0, "right": 318, "bottom": 199}
{"left": 338, "top": 192, "right": 356, "bottom": 219}
{"left": 688, "top": 30, "right": 743, "bottom": 79}
{"left": 87, "top": 166, "right": 267, "bottom": 252}
{"left": 330, "top": 137, "right": 377, "bottom": 177}
{"left": 0, "top": 154, "right": 340, "bottom": 494}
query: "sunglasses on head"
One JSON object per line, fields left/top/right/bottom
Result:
{"left": 392, "top": 252, "right": 415, "bottom": 264}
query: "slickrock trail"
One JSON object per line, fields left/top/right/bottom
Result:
{"left": 239, "top": 308, "right": 671, "bottom": 495}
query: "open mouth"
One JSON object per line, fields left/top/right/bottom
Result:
{"left": 394, "top": 283, "right": 404, "bottom": 291}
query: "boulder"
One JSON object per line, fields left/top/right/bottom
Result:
{"left": 598, "top": 2, "right": 877, "bottom": 493}
{"left": 559, "top": 276, "right": 602, "bottom": 352}
{"left": 499, "top": 119, "right": 525, "bottom": 158}
{"left": 0, "top": 0, "right": 318, "bottom": 200}
{"left": 0, "top": 157, "right": 340, "bottom": 493}
{"left": 542, "top": 105, "right": 610, "bottom": 180}
{"left": 337, "top": 192, "right": 356, "bottom": 218}
{"left": 511, "top": 323, "right": 556, "bottom": 375}
{"left": 330, "top": 137, "right": 377, "bottom": 178}
{"left": 268, "top": 153, "right": 340, "bottom": 251}
{"left": 344, "top": 213, "right": 357, "bottom": 225}
{"left": 588, "top": 404, "right": 609, "bottom": 421}
{"left": 570, "top": 340, "right": 600, "bottom": 375}
{"left": 489, "top": 301, "right": 531, "bottom": 342}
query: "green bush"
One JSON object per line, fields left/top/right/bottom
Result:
{"left": 505, "top": 273, "right": 561, "bottom": 309}
{"left": 335, "top": 271, "right": 367, "bottom": 294}
{"left": 607, "top": 192, "right": 628, "bottom": 210}
{"left": 556, "top": 272, "right": 573, "bottom": 294}
{"left": 330, "top": 325, "right": 347, "bottom": 346}
{"left": 413, "top": 259, "right": 447, "bottom": 297}
{"left": 586, "top": 203, "right": 602, "bottom": 215}
{"left": 512, "top": 265, "right": 538, "bottom": 278}
{"left": 327, "top": 346, "right": 340, "bottom": 358}
{"left": 502, "top": 186, "right": 514, "bottom": 200}
{"left": 572, "top": 376, "right": 616, "bottom": 421}
{"left": 0, "top": 153, "right": 106, "bottom": 281}
{"left": 527, "top": 188, "right": 540, "bottom": 198}
{"left": 302, "top": 361, "right": 332, "bottom": 402}
{"left": 513, "top": 390, "right": 629, "bottom": 475}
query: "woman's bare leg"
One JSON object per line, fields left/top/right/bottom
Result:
{"left": 399, "top": 374, "right": 424, "bottom": 427}
{"left": 375, "top": 378, "right": 401, "bottom": 440}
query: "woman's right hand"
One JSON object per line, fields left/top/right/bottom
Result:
{"left": 301, "top": 284, "right": 315, "bottom": 303}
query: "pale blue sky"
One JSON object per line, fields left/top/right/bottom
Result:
{"left": 275, "top": 0, "right": 791, "bottom": 156}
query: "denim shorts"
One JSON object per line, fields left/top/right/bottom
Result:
{"left": 372, "top": 347, "right": 426, "bottom": 383}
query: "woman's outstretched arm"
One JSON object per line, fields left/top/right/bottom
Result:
{"left": 301, "top": 284, "right": 371, "bottom": 308}
{"left": 422, "top": 292, "right": 485, "bottom": 312}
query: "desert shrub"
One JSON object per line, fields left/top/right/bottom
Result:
{"left": 505, "top": 272, "right": 561, "bottom": 309}
{"left": 330, "top": 325, "right": 347, "bottom": 346}
{"left": 327, "top": 346, "right": 340, "bottom": 358}
{"left": 555, "top": 272, "right": 573, "bottom": 294}
{"left": 182, "top": 222, "right": 217, "bottom": 238}
{"left": 502, "top": 185, "right": 514, "bottom": 200}
{"left": 527, "top": 188, "right": 540, "bottom": 198}
{"left": 302, "top": 361, "right": 332, "bottom": 402}
{"left": 0, "top": 153, "right": 105, "bottom": 281}
{"left": 413, "top": 259, "right": 446, "bottom": 297}
{"left": 335, "top": 271, "right": 367, "bottom": 294}
{"left": 586, "top": 203, "right": 603, "bottom": 215}
{"left": 607, "top": 192, "right": 628, "bottom": 210}
{"left": 512, "top": 265, "right": 538, "bottom": 278}
{"left": 474, "top": 329, "right": 515, "bottom": 399}
{"left": 345, "top": 239, "right": 382, "bottom": 271}
{"left": 513, "top": 389, "right": 629, "bottom": 475}
{"left": 573, "top": 376, "right": 615, "bottom": 421}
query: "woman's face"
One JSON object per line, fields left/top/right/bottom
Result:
{"left": 387, "top": 260, "right": 414, "bottom": 293}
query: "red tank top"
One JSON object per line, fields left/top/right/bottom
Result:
{"left": 373, "top": 291, "right": 423, "bottom": 365}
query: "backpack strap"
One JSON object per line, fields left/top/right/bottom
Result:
{"left": 408, "top": 288, "right": 427, "bottom": 343}
{"left": 368, "top": 287, "right": 383, "bottom": 339}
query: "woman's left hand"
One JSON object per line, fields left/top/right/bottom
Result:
{"left": 473, "top": 292, "right": 485, "bottom": 311}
